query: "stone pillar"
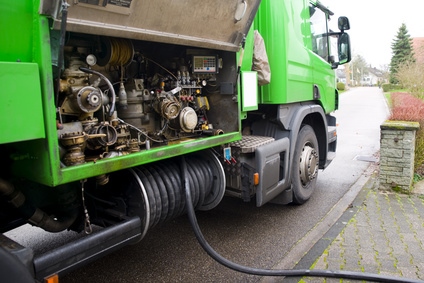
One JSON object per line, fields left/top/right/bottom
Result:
{"left": 379, "top": 121, "right": 420, "bottom": 192}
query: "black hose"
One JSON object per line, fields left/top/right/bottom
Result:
{"left": 128, "top": 154, "right": 221, "bottom": 228}
{"left": 189, "top": 162, "right": 205, "bottom": 209}
{"left": 180, "top": 156, "right": 424, "bottom": 283}
{"left": 134, "top": 168, "right": 158, "bottom": 228}
{"left": 151, "top": 164, "right": 176, "bottom": 220}
{"left": 186, "top": 163, "right": 200, "bottom": 208}
{"left": 162, "top": 162, "right": 184, "bottom": 218}
{"left": 0, "top": 179, "right": 77, "bottom": 233}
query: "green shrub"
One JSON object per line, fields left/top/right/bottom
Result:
{"left": 416, "top": 123, "right": 424, "bottom": 175}
{"left": 382, "top": 83, "right": 391, "bottom": 92}
{"left": 382, "top": 83, "right": 403, "bottom": 92}
{"left": 337, "top": 82, "right": 345, "bottom": 91}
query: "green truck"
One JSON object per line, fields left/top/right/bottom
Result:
{"left": 0, "top": 0, "right": 350, "bottom": 281}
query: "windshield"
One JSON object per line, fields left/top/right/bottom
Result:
{"left": 309, "top": 4, "right": 330, "bottom": 61}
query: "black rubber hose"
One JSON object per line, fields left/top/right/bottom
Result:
{"left": 148, "top": 166, "right": 171, "bottom": 222}
{"left": 151, "top": 164, "right": 176, "bottom": 221}
{"left": 197, "top": 160, "right": 213, "bottom": 197}
{"left": 0, "top": 179, "right": 77, "bottom": 233}
{"left": 186, "top": 162, "right": 200, "bottom": 208}
{"left": 163, "top": 163, "right": 184, "bottom": 218}
{"left": 189, "top": 160, "right": 205, "bottom": 209}
{"left": 186, "top": 164, "right": 199, "bottom": 209}
{"left": 168, "top": 162, "right": 186, "bottom": 217}
{"left": 140, "top": 168, "right": 162, "bottom": 227}
{"left": 180, "top": 156, "right": 424, "bottom": 283}
{"left": 134, "top": 168, "right": 157, "bottom": 228}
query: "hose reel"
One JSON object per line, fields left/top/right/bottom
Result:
{"left": 100, "top": 150, "right": 226, "bottom": 240}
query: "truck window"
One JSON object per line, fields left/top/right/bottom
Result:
{"left": 309, "top": 4, "right": 329, "bottom": 61}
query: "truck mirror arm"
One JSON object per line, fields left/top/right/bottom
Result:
{"left": 331, "top": 62, "right": 340, "bottom": 70}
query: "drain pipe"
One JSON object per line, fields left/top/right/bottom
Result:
{"left": 0, "top": 178, "right": 78, "bottom": 233}
{"left": 180, "top": 156, "right": 423, "bottom": 283}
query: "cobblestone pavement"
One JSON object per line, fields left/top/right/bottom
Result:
{"left": 299, "top": 184, "right": 424, "bottom": 283}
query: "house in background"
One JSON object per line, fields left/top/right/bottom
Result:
{"left": 412, "top": 37, "right": 424, "bottom": 64}
{"left": 365, "top": 68, "right": 384, "bottom": 86}
{"left": 336, "top": 68, "right": 346, "bottom": 84}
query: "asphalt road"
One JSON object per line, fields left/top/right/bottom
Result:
{"left": 5, "top": 87, "right": 389, "bottom": 283}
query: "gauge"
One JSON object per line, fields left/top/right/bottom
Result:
{"left": 86, "top": 54, "right": 97, "bottom": 66}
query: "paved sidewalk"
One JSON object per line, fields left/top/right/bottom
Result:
{"left": 286, "top": 173, "right": 424, "bottom": 283}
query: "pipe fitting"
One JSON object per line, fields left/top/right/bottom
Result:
{"left": 0, "top": 178, "right": 78, "bottom": 233}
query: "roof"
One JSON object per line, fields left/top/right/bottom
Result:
{"left": 412, "top": 37, "right": 424, "bottom": 65}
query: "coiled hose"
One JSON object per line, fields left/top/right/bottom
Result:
{"left": 132, "top": 156, "right": 214, "bottom": 229}
{"left": 180, "top": 156, "right": 423, "bottom": 283}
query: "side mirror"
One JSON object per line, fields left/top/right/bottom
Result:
{"left": 338, "top": 16, "right": 350, "bottom": 31}
{"left": 331, "top": 32, "right": 352, "bottom": 69}
{"left": 338, "top": 33, "right": 351, "bottom": 65}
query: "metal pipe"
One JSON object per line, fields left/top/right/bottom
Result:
{"left": 202, "top": 129, "right": 224, "bottom": 136}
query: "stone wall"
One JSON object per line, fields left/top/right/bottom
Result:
{"left": 379, "top": 121, "right": 420, "bottom": 191}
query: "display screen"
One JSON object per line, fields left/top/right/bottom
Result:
{"left": 192, "top": 56, "right": 217, "bottom": 73}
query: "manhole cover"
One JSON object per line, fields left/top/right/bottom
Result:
{"left": 354, "top": 155, "right": 378, "bottom": 162}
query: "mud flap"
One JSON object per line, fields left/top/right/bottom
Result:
{"left": 255, "top": 138, "right": 290, "bottom": 206}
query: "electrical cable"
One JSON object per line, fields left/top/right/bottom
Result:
{"left": 179, "top": 155, "right": 424, "bottom": 283}
{"left": 143, "top": 56, "right": 178, "bottom": 81}
{"left": 117, "top": 118, "right": 164, "bottom": 143}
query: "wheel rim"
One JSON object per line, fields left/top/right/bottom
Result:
{"left": 299, "top": 142, "right": 319, "bottom": 186}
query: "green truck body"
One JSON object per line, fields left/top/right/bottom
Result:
{"left": 0, "top": 0, "right": 350, "bottom": 281}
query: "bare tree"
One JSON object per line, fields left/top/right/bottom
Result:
{"left": 395, "top": 61, "right": 424, "bottom": 99}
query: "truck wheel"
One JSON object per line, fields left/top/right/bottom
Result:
{"left": 291, "top": 125, "right": 319, "bottom": 204}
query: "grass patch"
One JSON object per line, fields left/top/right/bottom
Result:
{"left": 414, "top": 173, "right": 424, "bottom": 183}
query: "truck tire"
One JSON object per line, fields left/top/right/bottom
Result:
{"left": 291, "top": 125, "right": 319, "bottom": 204}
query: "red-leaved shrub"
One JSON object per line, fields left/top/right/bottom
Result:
{"left": 389, "top": 92, "right": 424, "bottom": 121}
